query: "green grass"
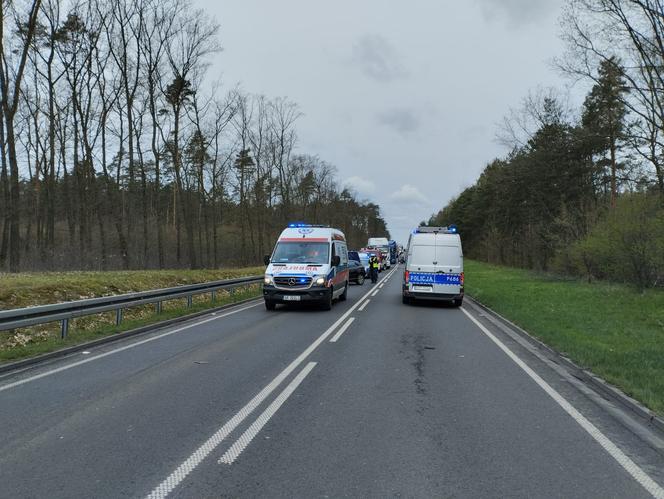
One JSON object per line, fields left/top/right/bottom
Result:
{"left": 465, "top": 259, "right": 664, "bottom": 415}
{"left": 0, "top": 268, "right": 263, "bottom": 363}
{"left": 0, "top": 267, "right": 264, "bottom": 309}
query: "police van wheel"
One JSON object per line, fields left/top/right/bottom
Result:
{"left": 339, "top": 283, "right": 348, "bottom": 301}
{"left": 402, "top": 295, "right": 410, "bottom": 305}
{"left": 265, "top": 300, "right": 276, "bottom": 311}
{"left": 452, "top": 298, "right": 463, "bottom": 307}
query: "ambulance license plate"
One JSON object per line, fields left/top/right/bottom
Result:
{"left": 283, "top": 295, "right": 301, "bottom": 301}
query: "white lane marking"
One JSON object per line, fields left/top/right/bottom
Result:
{"left": 0, "top": 302, "right": 262, "bottom": 394}
{"left": 358, "top": 299, "right": 370, "bottom": 312}
{"left": 329, "top": 318, "right": 355, "bottom": 343}
{"left": 461, "top": 308, "right": 664, "bottom": 499}
{"left": 219, "top": 362, "right": 317, "bottom": 465}
{"left": 371, "top": 289, "right": 380, "bottom": 297}
{"left": 146, "top": 266, "right": 398, "bottom": 499}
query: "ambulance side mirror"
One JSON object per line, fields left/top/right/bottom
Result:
{"left": 332, "top": 255, "right": 341, "bottom": 267}
{"left": 263, "top": 255, "right": 270, "bottom": 265}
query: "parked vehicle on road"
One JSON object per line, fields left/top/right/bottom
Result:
{"left": 348, "top": 250, "right": 370, "bottom": 274}
{"left": 348, "top": 260, "right": 366, "bottom": 285}
{"left": 361, "top": 248, "right": 384, "bottom": 272}
{"left": 263, "top": 224, "right": 349, "bottom": 310}
{"left": 367, "top": 237, "right": 390, "bottom": 269}
{"left": 357, "top": 251, "right": 371, "bottom": 273}
{"left": 402, "top": 225, "right": 464, "bottom": 307}
{"left": 389, "top": 240, "right": 398, "bottom": 265}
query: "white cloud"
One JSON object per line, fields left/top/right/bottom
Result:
{"left": 390, "top": 184, "right": 429, "bottom": 206}
{"left": 377, "top": 108, "right": 421, "bottom": 134}
{"left": 351, "top": 34, "right": 408, "bottom": 82}
{"left": 344, "top": 176, "right": 376, "bottom": 197}
{"left": 474, "top": 0, "right": 560, "bottom": 27}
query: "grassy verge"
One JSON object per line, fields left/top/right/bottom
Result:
{"left": 465, "top": 259, "right": 664, "bottom": 416}
{"left": 0, "top": 268, "right": 263, "bottom": 363}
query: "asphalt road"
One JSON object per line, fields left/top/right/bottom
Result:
{"left": 1, "top": 266, "right": 664, "bottom": 498}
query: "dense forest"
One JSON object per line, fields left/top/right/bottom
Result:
{"left": 431, "top": 0, "right": 664, "bottom": 289}
{"left": 0, "top": 0, "right": 389, "bottom": 272}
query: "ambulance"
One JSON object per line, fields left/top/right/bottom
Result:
{"left": 263, "top": 224, "right": 350, "bottom": 310}
{"left": 402, "top": 225, "right": 464, "bottom": 306}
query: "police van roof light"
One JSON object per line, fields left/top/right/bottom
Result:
{"left": 415, "top": 225, "right": 459, "bottom": 234}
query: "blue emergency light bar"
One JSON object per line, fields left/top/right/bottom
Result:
{"left": 413, "top": 225, "right": 459, "bottom": 234}
{"left": 287, "top": 222, "right": 328, "bottom": 228}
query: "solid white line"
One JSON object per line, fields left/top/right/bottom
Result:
{"left": 358, "top": 299, "right": 370, "bottom": 312}
{"left": 219, "top": 362, "right": 317, "bottom": 465}
{"left": 0, "top": 302, "right": 263, "bottom": 394}
{"left": 460, "top": 308, "right": 664, "bottom": 499}
{"left": 329, "top": 317, "right": 355, "bottom": 343}
{"left": 146, "top": 266, "right": 398, "bottom": 499}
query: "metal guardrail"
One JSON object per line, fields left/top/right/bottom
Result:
{"left": 0, "top": 275, "right": 263, "bottom": 338}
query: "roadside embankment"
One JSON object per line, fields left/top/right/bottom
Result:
{"left": 0, "top": 268, "right": 263, "bottom": 362}
{"left": 465, "top": 259, "right": 664, "bottom": 415}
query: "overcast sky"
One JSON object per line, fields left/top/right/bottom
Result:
{"left": 197, "top": 0, "right": 567, "bottom": 243}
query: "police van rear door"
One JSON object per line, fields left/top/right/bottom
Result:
{"left": 409, "top": 235, "right": 436, "bottom": 292}
{"left": 433, "top": 235, "right": 462, "bottom": 294}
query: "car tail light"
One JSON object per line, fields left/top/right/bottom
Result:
{"left": 460, "top": 272, "right": 464, "bottom": 286}
{"left": 404, "top": 270, "right": 410, "bottom": 284}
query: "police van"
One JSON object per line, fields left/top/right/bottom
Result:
{"left": 263, "top": 224, "right": 349, "bottom": 310}
{"left": 402, "top": 225, "right": 464, "bottom": 306}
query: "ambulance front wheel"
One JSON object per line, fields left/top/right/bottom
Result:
{"left": 320, "top": 290, "right": 333, "bottom": 311}
{"left": 265, "top": 299, "right": 276, "bottom": 311}
{"left": 339, "top": 282, "right": 348, "bottom": 301}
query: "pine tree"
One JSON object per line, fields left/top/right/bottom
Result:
{"left": 581, "top": 58, "right": 629, "bottom": 208}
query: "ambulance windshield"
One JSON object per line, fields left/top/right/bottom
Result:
{"left": 272, "top": 242, "right": 330, "bottom": 265}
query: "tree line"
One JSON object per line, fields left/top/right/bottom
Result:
{"left": 0, "top": 0, "right": 388, "bottom": 272}
{"left": 430, "top": 0, "right": 664, "bottom": 289}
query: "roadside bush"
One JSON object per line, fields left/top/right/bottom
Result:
{"left": 563, "top": 194, "right": 664, "bottom": 289}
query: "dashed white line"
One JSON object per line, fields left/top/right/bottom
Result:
{"left": 461, "top": 308, "right": 664, "bottom": 499}
{"left": 329, "top": 317, "right": 355, "bottom": 343}
{"left": 0, "top": 302, "right": 263, "bottom": 394}
{"left": 146, "top": 266, "right": 398, "bottom": 499}
{"left": 358, "top": 299, "right": 371, "bottom": 312}
{"left": 371, "top": 288, "right": 380, "bottom": 297}
{"left": 219, "top": 362, "right": 317, "bottom": 465}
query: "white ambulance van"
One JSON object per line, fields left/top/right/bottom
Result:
{"left": 263, "top": 224, "right": 349, "bottom": 311}
{"left": 402, "top": 225, "right": 464, "bottom": 306}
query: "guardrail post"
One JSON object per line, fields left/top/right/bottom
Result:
{"left": 211, "top": 290, "right": 216, "bottom": 303}
{"left": 230, "top": 286, "right": 236, "bottom": 301}
{"left": 156, "top": 301, "right": 162, "bottom": 314}
{"left": 116, "top": 308, "right": 123, "bottom": 326}
{"left": 187, "top": 295, "right": 193, "bottom": 308}
{"left": 61, "top": 318, "right": 69, "bottom": 339}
